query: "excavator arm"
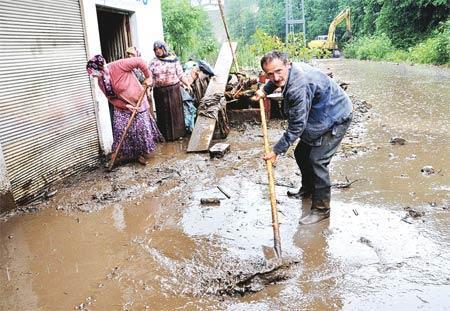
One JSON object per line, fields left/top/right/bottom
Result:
{"left": 325, "top": 8, "right": 351, "bottom": 50}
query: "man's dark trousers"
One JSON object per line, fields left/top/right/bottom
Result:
{"left": 294, "top": 118, "right": 351, "bottom": 202}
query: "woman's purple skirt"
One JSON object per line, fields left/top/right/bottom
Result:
{"left": 112, "top": 108, "right": 162, "bottom": 159}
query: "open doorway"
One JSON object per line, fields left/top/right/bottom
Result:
{"left": 96, "top": 6, "right": 132, "bottom": 63}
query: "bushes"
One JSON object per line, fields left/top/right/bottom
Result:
{"left": 248, "top": 29, "right": 285, "bottom": 56}
{"left": 344, "top": 20, "right": 450, "bottom": 65}
{"left": 237, "top": 29, "right": 325, "bottom": 68}
{"left": 409, "top": 20, "right": 450, "bottom": 65}
{"left": 343, "top": 34, "right": 394, "bottom": 60}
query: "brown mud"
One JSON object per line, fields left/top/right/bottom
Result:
{"left": 1, "top": 59, "right": 449, "bottom": 310}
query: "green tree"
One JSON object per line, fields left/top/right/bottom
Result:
{"left": 208, "top": 0, "right": 449, "bottom": 65}
{"left": 304, "top": 0, "right": 341, "bottom": 41}
{"left": 255, "top": 0, "right": 286, "bottom": 39}
{"left": 343, "top": 0, "right": 381, "bottom": 37}
{"left": 375, "top": 0, "right": 449, "bottom": 48}
{"left": 161, "top": 0, "right": 218, "bottom": 61}
{"left": 225, "top": 0, "right": 258, "bottom": 41}
{"left": 225, "top": 0, "right": 286, "bottom": 41}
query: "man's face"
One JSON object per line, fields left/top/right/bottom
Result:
{"left": 263, "top": 58, "right": 289, "bottom": 88}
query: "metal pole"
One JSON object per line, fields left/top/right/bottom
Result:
{"left": 218, "top": 0, "right": 239, "bottom": 72}
{"left": 302, "top": 0, "right": 306, "bottom": 45}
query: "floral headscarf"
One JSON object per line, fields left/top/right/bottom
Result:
{"left": 153, "top": 41, "right": 178, "bottom": 62}
{"left": 86, "top": 55, "right": 115, "bottom": 97}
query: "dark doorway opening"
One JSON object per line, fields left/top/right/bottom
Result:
{"left": 96, "top": 7, "right": 132, "bottom": 63}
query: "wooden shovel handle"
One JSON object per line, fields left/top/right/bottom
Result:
{"left": 259, "top": 98, "right": 282, "bottom": 258}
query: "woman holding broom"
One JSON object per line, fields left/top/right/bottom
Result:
{"left": 86, "top": 55, "right": 162, "bottom": 165}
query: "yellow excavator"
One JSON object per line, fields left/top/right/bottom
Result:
{"left": 308, "top": 8, "right": 351, "bottom": 57}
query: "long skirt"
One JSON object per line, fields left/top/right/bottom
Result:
{"left": 153, "top": 83, "right": 186, "bottom": 141}
{"left": 112, "top": 108, "right": 162, "bottom": 159}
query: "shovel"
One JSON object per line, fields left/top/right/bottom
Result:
{"left": 259, "top": 98, "right": 282, "bottom": 259}
{"left": 108, "top": 85, "right": 149, "bottom": 171}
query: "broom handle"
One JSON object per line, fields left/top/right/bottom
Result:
{"left": 108, "top": 85, "right": 149, "bottom": 171}
{"left": 259, "top": 98, "right": 282, "bottom": 258}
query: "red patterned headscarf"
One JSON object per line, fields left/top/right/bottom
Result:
{"left": 86, "top": 55, "right": 115, "bottom": 97}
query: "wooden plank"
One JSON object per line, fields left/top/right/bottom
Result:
{"left": 187, "top": 42, "right": 237, "bottom": 153}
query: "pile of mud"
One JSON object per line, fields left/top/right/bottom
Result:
{"left": 140, "top": 244, "right": 299, "bottom": 297}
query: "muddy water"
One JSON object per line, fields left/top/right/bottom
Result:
{"left": 1, "top": 59, "right": 449, "bottom": 310}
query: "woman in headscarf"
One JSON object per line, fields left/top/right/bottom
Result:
{"left": 126, "top": 46, "right": 155, "bottom": 118}
{"left": 148, "top": 41, "right": 192, "bottom": 141}
{"left": 86, "top": 55, "right": 162, "bottom": 165}
{"left": 126, "top": 46, "right": 145, "bottom": 83}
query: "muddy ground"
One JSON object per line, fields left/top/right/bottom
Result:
{"left": 1, "top": 59, "right": 449, "bottom": 310}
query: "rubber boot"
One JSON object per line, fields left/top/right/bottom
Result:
{"left": 287, "top": 187, "right": 312, "bottom": 199}
{"left": 299, "top": 199, "right": 330, "bottom": 225}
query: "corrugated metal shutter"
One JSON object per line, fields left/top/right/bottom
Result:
{"left": 0, "top": 0, "right": 100, "bottom": 204}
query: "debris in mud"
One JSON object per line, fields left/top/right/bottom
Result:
{"left": 106, "top": 266, "right": 121, "bottom": 280}
{"left": 332, "top": 176, "right": 364, "bottom": 189}
{"left": 353, "top": 99, "right": 372, "bottom": 113}
{"left": 17, "top": 205, "right": 40, "bottom": 214}
{"left": 209, "top": 143, "right": 230, "bottom": 159}
{"left": 193, "top": 257, "right": 301, "bottom": 297}
{"left": 215, "top": 260, "right": 297, "bottom": 296}
{"left": 421, "top": 165, "right": 435, "bottom": 175}
{"left": 142, "top": 245, "right": 299, "bottom": 298}
{"left": 43, "top": 188, "right": 58, "bottom": 199}
{"left": 406, "top": 154, "right": 417, "bottom": 160}
{"left": 390, "top": 137, "right": 406, "bottom": 145}
{"left": 256, "top": 180, "right": 295, "bottom": 188}
{"left": 200, "top": 198, "right": 221, "bottom": 205}
{"left": 416, "top": 295, "right": 430, "bottom": 304}
{"left": 217, "top": 185, "right": 232, "bottom": 199}
{"left": 388, "top": 152, "right": 397, "bottom": 159}
{"left": 339, "top": 82, "right": 349, "bottom": 90}
{"left": 225, "top": 73, "right": 258, "bottom": 100}
{"left": 91, "top": 192, "right": 114, "bottom": 202}
{"left": 403, "top": 206, "right": 425, "bottom": 218}
{"left": 75, "top": 296, "right": 94, "bottom": 310}
{"left": 358, "top": 236, "right": 374, "bottom": 248}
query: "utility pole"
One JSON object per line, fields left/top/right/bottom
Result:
{"left": 285, "top": 0, "right": 306, "bottom": 45}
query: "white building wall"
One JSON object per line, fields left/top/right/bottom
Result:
{"left": 92, "top": 0, "right": 164, "bottom": 60}
{"left": 80, "top": 0, "right": 164, "bottom": 154}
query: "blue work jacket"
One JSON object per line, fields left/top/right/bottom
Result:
{"left": 264, "top": 62, "right": 352, "bottom": 154}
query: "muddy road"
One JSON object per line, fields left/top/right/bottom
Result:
{"left": 1, "top": 59, "right": 449, "bottom": 310}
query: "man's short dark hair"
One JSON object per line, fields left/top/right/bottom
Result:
{"left": 260, "top": 51, "right": 288, "bottom": 69}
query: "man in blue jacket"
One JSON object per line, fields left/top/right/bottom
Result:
{"left": 255, "top": 51, "right": 352, "bottom": 225}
